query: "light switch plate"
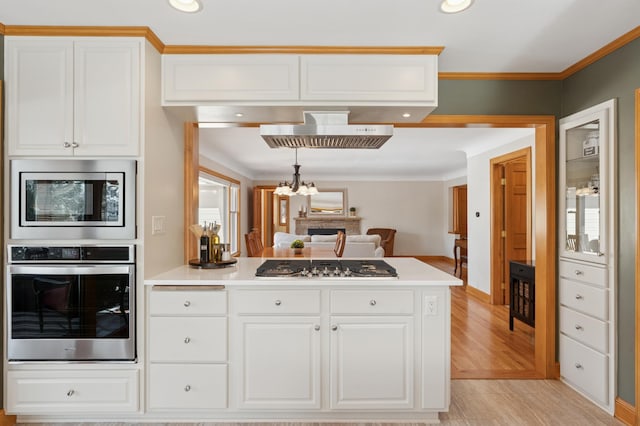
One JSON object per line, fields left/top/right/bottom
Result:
{"left": 152, "top": 216, "right": 166, "bottom": 235}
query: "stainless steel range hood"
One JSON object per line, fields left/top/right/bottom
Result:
{"left": 260, "top": 111, "right": 393, "bottom": 149}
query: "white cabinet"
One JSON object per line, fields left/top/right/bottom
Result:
{"left": 147, "top": 287, "right": 228, "bottom": 411}
{"left": 233, "top": 289, "right": 321, "bottom": 409}
{"left": 5, "top": 37, "right": 141, "bottom": 156}
{"left": 329, "top": 316, "right": 413, "bottom": 409}
{"left": 558, "top": 99, "right": 616, "bottom": 414}
{"left": 236, "top": 316, "right": 321, "bottom": 409}
{"left": 6, "top": 369, "right": 138, "bottom": 414}
{"left": 162, "top": 54, "right": 438, "bottom": 110}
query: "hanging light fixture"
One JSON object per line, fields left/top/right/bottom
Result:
{"left": 274, "top": 149, "right": 319, "bottom": 196}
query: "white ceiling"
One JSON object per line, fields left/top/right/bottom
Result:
{"left": 1, "top": 0, "right": 637, "bottom": 180}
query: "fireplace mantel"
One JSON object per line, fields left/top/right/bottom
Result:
{"left": 294, "top": 216, "right": 361, "bottom": 235}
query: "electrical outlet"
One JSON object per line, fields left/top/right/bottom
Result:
{"left": 152, "top": 216, "right": 166, "bottom": 235}
{"left": 425, "top": 295, "right": 438, "bottom": 315}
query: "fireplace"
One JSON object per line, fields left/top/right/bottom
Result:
{"left": 308, "top": 228, "right": 346, "bottom": 236}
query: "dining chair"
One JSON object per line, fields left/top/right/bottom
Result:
{"left": 334, "top": 231, "right": 346, "bottom": 257}
{"left": 245, "top": 228, "right": 264, "bottom": 257}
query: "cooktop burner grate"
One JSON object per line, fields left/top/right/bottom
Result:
{"left": 255, "top": 259, "right": 397, "bottom": 279}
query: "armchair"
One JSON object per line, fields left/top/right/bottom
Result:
{"left": 366, "top": 228, "right": 397, "bottom": 257}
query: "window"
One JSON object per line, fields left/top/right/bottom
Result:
{"left": 199, "top": 167, "right": 241, "bottom": 256}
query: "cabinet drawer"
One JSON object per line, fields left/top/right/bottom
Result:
{"left": 6, "top": 369, "right": 138, "bottom": 413}
{"left": 149, "top": 364, "right": 227, "bottom": 410}
{"left": 150, "top": 288, "right": 227, "bottom": 315}
{"left": 234, "top": 290, "right": 320, "bottom": 314}
{"left": 149, "top": 317, "right": 227, "bottom": 362}
{"left": 560, "top": 335, "right": 608, "bottom": 405}
{"left": 559, "top": 260, "right": 607, "bottom": 288}
{"left": 559, "top": 279, "right": 607, "bottom": 320}
{"left": 331, "top": 290, "right": 414, "bottom": 314}
{"left": 560, "top": 307, "right": 608, "bottom": 353}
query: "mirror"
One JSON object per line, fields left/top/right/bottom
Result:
{"left": 308, "top": 190, "right": 347, "bottom": 216}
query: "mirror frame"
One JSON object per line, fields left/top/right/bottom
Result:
{"left": 307, "top": 189, "right": 347, "bottom": 216}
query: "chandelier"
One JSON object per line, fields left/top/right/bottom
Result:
{"left": 274, "top": 149, "right": 319, "bottom": 196}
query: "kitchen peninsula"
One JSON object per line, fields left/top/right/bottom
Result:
{"left": 143, "top": 257, "right": 462, "bottom": 423}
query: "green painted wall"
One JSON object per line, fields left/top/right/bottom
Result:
{"left": 561, "top": 37, "right": 640, "bottom": 404}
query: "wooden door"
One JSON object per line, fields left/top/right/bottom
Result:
{"left": 503, "top": 159, "right": 529, "bottom": 303}
{"left": 252, "top": 186, "right": 278, "bottom": 248}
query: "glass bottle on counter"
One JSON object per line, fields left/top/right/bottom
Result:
{"left": 209, "top": 221, "right": 222, "bottom": 262}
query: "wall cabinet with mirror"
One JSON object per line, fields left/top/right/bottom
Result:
{"left": 557, "top": 99, "right": 616, "bottom": 413}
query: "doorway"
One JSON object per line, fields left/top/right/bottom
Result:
{"left": 252, "top": 186, "right": 289, "bottom": 248}
{"left": 490, "top": 147, "right": 532, "bottom": 306}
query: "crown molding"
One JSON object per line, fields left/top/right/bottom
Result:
{"left": 1, "top": 24, "right": 639, "bottom": 80}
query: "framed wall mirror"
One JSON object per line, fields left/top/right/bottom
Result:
{"left": 308, "top": 189, "right": 347, "bottom": 216}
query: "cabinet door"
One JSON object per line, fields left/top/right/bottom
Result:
{"left": 6, "top": 38, "right": 74, "bottom": 156}
{"left": 330, "top": 316, "right": 413, "bottom": 409}
{"left": 237, "top": 316, "right": 321, "bottom": 409}
{"left": 558, "top": 99, "right": 616, "bottom": 264}
{"left": 74, "top": 39, "right": 141, "bottom": 156}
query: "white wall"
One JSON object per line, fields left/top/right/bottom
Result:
{"left": 466, "top": 134, "right": 536, "bottom": 294}
{"left": 256, "top": 179, "right": 449, "bottom": 256}
{"left": 143, "top": 42, "right": 188, "bottom": 278}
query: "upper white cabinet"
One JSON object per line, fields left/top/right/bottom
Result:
{"left": 300, "top": 55, "right": 437, "bottom": 102}
{"left": 558, "top": 99, "right": 615, "bottom": 264}
{"left": 162, "top": 54, "right": 299, "bottom": 102}
{"left": 162, "top": 54, "right": 437, "bottom": 107}
{"left": 5, "top": 37, "right": 142, "bottom": 157}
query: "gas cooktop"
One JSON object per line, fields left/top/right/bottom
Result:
{"left": 255, "top": 259, "right": 398, "bottom": 279}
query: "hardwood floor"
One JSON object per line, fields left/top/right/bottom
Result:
{"left": 417, "top": 256, "right": 537, "bottom": 379}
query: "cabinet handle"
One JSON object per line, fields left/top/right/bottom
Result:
{"left": 575, "top": 294, "right": 584, "bottom": 300}
{"left": 575, "top": 324, "right": 583, "bottom": 331}
{"left": 184, "top": 300, "right": 191, "bottom": 307}
{"left": 574, "top": 363, "right": 583, "bottom": 369}
{"left": 574, "top": 270, "right": 584, "bottom": 276}
{"left": 67, "top": 389, "right": 75, "bottom": 397}
{"left": 184, "top": 337, "right": 191, "bottom": 344}
{"left": 369, "top": 300, "right": 377, "bottom": 306}
{"left": 184, "top": 385, "right": 191, "bottom": 392}
{"left": 274, "top": 299, "right": 282, "bottom": 306}
{"left": 71, "top": 142, "right": 79, "bottom": 148}
{"left": 331, "top": 325, "right": 338, "bottom": 331}
{"left": 64, "top": 142, "right": 72, "bottom": 148}
{"left": 314, "top": 325, "right": 320, "bottom": 331}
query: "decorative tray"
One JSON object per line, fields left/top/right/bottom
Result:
{"left": 189, "top": 258, "right": 238, "bottom": 269}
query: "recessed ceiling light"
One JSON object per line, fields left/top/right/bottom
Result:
{"left": 235, "top": 113, "right": 244, "bottom": 118}
{"left": 402, "top": 113, "right": 412, "bottom": 118}
{"left": 440, "top": 0, "right": 473, "bottom": 14}
{"left": 169, "top": 0, "right": 202, "bottom": 13}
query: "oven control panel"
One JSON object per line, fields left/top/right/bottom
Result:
{"left": 9, "top": 245, "right": 134, "bottom": 263}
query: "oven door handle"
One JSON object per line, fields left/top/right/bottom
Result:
{"left": 8, "top": 265, "right": 133, "bottom": 275}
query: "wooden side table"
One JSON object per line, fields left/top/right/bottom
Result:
{"left": 509, "top": 260, "right": 535, "bottom": 330}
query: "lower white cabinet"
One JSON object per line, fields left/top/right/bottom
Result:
{"left": 147, "top": 286, "right": 228, "bottom": 411}
{"left": 6, "top": 369, "right": 138, "bottom": 414}
{"left": 236, "top": 316, "right": 321, "bottom": 409}
{"left": 329, "top": 316, "right": 413, "bottom": 409}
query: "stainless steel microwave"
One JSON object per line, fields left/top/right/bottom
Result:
{"left": 11, "top": 159, "right": 137, "bottom": 240}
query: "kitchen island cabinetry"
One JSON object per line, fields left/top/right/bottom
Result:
{"left": 5, "top": 36, "right": 141, "bottom": 157}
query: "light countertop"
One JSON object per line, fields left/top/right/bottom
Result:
{"left": 145, "top": 257, "right": 463, "bottom": 287}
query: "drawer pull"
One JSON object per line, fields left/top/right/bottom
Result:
{"left": 314, "top": 325, "right": 320, "bottom": 331}
{"left": 184, "top": 385, "right": 191, "bottom": 392}
{"left": 575, "top": 294, "right": 584, "bottom": 300}
{"left": 574, "top": 270, "right": 584, "bottom": 276}
{"left": 575, "top": 324, "right": 584, "bottom": 331}
{"left": 370, "top": 299, "right": 377, "bottom": 306}
{"left": 64, "top": 142, "right": 72, "bottom": 148}
{"left": 575, "top": 363, "right": 583, "bottom": 369}
{"left": 184, "top": 300, "right": 191, "bottom": 307}
{"left": 71, "top": 142, "right": 79, "bottom": 148}
{"left": 67, "top": 389, "right": 75, "bottom": 397}
{"left": 184, "top": 337, "right": 191, "bottom": 344}
{"left": 274, "top": 299, "right": 282, "bottom": 306}
{"left": 331, "top": 325, "right": 338, "bottom": 331}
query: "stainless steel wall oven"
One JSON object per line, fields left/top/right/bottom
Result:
{"left": 11, "top": 159, "right": 136, "bottom": 240}
{"left": 7, "top": 245, "right": 136, "bottom": 361}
